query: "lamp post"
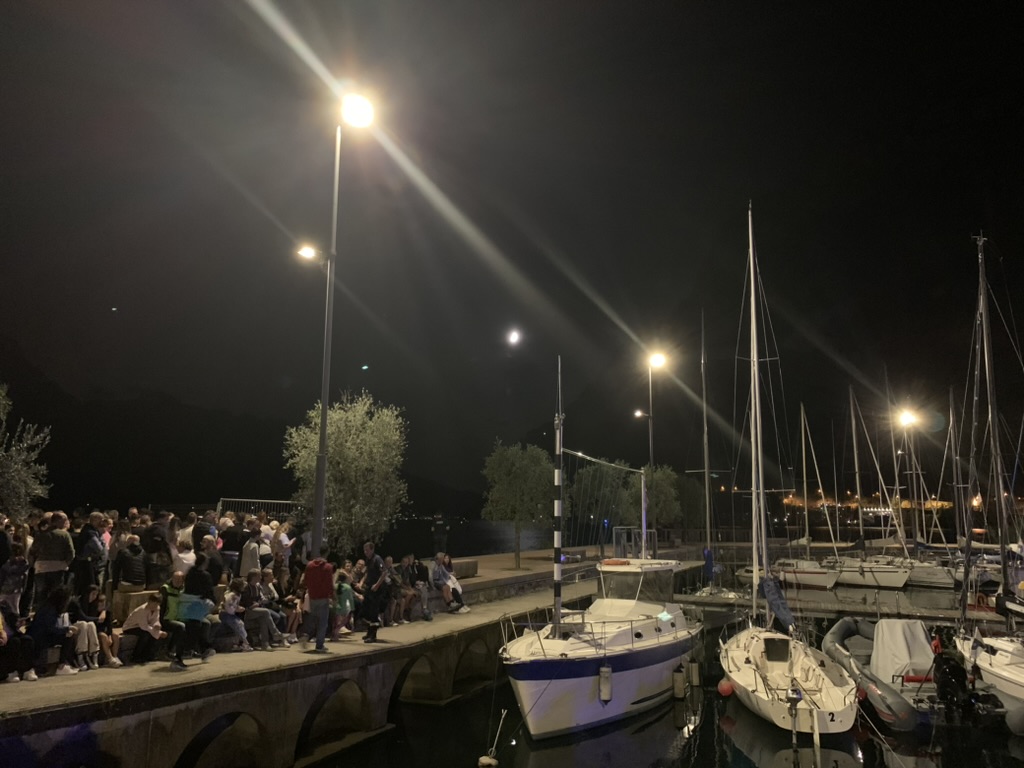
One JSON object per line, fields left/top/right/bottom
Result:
{"left": 897, "top": 408, "right": 918, "bottom": 550}
{"left": 301, "top": 92, "right": 374, "bottom": 559}
{"left": 642, "top": 352, "right": 666, "bottom": 555}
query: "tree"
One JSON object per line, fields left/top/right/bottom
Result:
{"left": 283, "top": 391, "right": 408, "bottom": 558}
{"left": 626, "top": 465, "right": 682, "bottom": 539}
{"left": 566, "top": 459, "right": 631, "bottom": 557}
{"left": 482, "top": 441, "right": 552, "bottom": 569}
{"left": 0, "top": 384, "right": 51, "bottom": 521}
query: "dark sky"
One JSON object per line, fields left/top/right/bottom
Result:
{"left": 2, "top": 2, "right": 1023, "bottom": 512}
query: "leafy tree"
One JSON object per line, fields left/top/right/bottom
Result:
{"left": 566, "top": 459, "right": 631, "bottom": 557}
{"left": 0, "top": 384, "right": 51, "bottom": 521}
{"left": 283, "top": 391, "right": 408, "bottom": 558}
{"left": 626, "top": 465, "right": 682, "bottom": 539}
{"left": 482, "top": 441, "right": 552, "bottom": 569}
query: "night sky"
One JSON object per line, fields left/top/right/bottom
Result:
{"left": 3, "top": 3, "right": 1023, "bottom": 514}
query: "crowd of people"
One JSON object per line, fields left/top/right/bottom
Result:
{"left": 0, "top": 507, "right": 471, "bottom": 683}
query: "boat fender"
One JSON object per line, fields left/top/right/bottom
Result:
{"left": 688, "top": 659, "right": 702, "bottom": 687}
{"left": 601, "top": 559, "right": 630, "bottom": 566}
{"left": 717, "top": 679, "right": 734, "bottom": 697}
{"left": 599, "top": 664, "right": 613, "bottom": 703}
{"left": 673, "top": 665, "right": 688, "bottom": 699}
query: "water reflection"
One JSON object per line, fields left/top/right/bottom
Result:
{"left": 512, "top": 690, "right": 704, "bottom": 768}
{"left": 719, "top": 696, "right": 862, "bottom": 768}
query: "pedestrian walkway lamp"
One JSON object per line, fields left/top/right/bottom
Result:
{"left": 300, "top": 92, "right": 374, "bottom": 559}
{"left": 641, "top": 352, "right": 666, "bottom": 555}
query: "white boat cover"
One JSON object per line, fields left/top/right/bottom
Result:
{"left": 869, "top": 619, "right": 935, "bottom": 683}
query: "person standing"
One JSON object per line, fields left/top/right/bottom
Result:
{"left": 29, "top": 511, "right": 75, "bottom": 609}
{"left": 360, "top": 542, "right": 387, "bottom": 643}
{"left": 303, "top": 547, "right": 334, "bottom": 652}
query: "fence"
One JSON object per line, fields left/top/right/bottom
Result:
{"left": 216, "top": 498, "right": 305, "bottom": 523}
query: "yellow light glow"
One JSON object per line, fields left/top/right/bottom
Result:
{"left": 898, "top": 409, "right": 918, "bottom": 428}
{"left": 634, "top": 409, "right": 644, "bottom": 418}
{"left": 297, "top": 245, "right": 318, "bottom": 260}
{"left": 341, "top": 93, "right": 374, "bottom": 128}
{"left": 649, "top": 353, "right": 666, "bottom": 369}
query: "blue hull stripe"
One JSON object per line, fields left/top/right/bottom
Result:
{"left": 506, "top": 636, "right": 693, "bottom": 681}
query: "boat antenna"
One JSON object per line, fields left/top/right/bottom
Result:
{"left": 551, "top": 355, "right": 564, "bottom": 640}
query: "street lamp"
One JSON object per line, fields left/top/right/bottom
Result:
{"left": 303, "top": 92, "right": 375, "bottom": 560}
{"left": 896, "top": 408, "right": 919, "bottom": 548}
{"left": 645, "top": 352, "right": 666, "bottom": 555}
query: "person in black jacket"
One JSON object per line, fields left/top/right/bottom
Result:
{"left": 181, "top": 553, "right": 216, "bottom": 661}
{"left": 111, "top": 536, "right": 147, "bottom": 591}
{"left": 72, "top": 512, "right": 106, "bottom": 605}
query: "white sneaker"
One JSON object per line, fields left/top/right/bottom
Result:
{"left": 458, "top": 605, "right": 471, "bottom": 614}
{"left": 5, "top": 672, "right": 20, "bottom": 683}
{"left": 22, "top": 669, "right": 38, "bottom": 681}
{"left": 56, "top": 664, "right": 79, "bottom": 676}
{"left": 107, "top": 657, "right": 124, "bottom": 668}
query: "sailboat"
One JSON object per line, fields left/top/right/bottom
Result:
{"left": 500, "top": 359, "right": 704, "bottom": 739}
{"left": 718, "top": 205, "right": 858, "bottom": 735}
{"left": 955, "top": 234, "right": 1024, "bottom": 716}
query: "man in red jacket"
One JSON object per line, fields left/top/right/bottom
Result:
{"left": 303, "top": 547, "right": 334, "bottom": 652}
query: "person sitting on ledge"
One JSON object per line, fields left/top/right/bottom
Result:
{"left": 239, "top": 568, "right": 285, "bottom": 650}
{"left": 85, "top": 586, "right": 122, "bottom": 667}
{"left": 121, "top": 593, "right": 167, "bottom": 664}
{"left": 433, "top": 553, "right": 470, "bottom": 614}
{"left": 1, "top": 602, "right": 38, "bottom": 682}
{"left": 27, "top": 586, "right": 80, "bottom": 675}
{"left": 220, "top": 577, "right": 253, "bottom": 652}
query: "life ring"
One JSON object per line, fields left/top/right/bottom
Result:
{"left": 601, "top": 559, "right": 631, "bottom": 566}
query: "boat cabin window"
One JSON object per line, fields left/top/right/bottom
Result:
{"left": 601, "top": 569, "right": 674, "bottom": 601}
{"left": 763, "top": 638, "right": 790, "bottom": 663}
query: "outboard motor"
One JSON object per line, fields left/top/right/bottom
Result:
{"left": 933, "top": 655, "right": 969, "bottom": 714}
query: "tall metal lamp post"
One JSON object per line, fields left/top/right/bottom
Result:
{"left": 635, "top": 352, "right": 666, "bottom": 556}
{"left": 298, "top": 92, "right": 374, "bottom": 559}
{"left": 897, "top": 408, "right": 919, "bottom": 550}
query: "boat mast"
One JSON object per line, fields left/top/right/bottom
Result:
{"left": 748, "top": 203, "right": 768, "bottom": 610}
{"left": 850, "top": 386, "right": 865, "bottom": 543}
{"left": 949, "top": 388, "right": 964, "bottom": 545}
{"left": 801, "top": 404, "right": 810, "bottom": 559}
{"left": 702, "top": 313, "right": 712, "bottom": 555}
{"left": 976, "top": 233, "right": 1013, "bottom": 612}
{"left": 551, "top": 356, "right": 564, "bottom": 639}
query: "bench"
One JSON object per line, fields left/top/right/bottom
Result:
{"left": 451, "top": 559, "right": 478, "bottom": 579}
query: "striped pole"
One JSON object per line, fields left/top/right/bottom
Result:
{"left": 552, "top": 356, "right": 564, "bottom": 639}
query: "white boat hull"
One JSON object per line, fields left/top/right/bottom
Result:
{"left": 906, "top": 563, "right": 955, "bottom": 589}
{"left": 776, "top": 565, "right": 840, "bottom": 590}
{"left": 957, "top": 634, "right": 1024, "bottom": 702}
{"left": 720, "top": 626, "right": 858, "bottom": 734}
{"left": 506, "top": 631, "right": 697, "bottom": 739}
{"left": 833, "top": 562, "right": 910, "bottom": 589}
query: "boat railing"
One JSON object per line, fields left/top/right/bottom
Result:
{"left": 501, "top": 611, "right": 691, "bottom": 659}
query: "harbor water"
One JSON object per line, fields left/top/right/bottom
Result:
{"left": 323, "top": 627, "right": 1024, "bottom": 768}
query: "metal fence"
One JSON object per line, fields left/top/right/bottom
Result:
{"left": 216, "top": 498, "right": 305, "bottom": 523}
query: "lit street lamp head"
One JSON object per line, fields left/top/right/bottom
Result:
{"left": 507, "top": 329, "right": 521, "bottom": 346}
{"left": 648, "top": 352, "right": 666, "bottom": 369}
{"left": 898, "top": 409, "right": 918, "bottom": 428}
{"left": 634, "top": 409, "right": 646, "bottom": 419}
{"left": 297, "top": 245, "right": 319, "bottom": 260}
{"left": 341, "top": 93, "right": 374, "bottom": 128}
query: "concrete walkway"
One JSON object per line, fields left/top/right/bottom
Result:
{"left": 0, "top": 549, "right": 597, "bottom": 722}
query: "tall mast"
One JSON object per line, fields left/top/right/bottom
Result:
{"left": 801, "top": 404, "right": 810, "bottom": 559}
{"left": 850, "top": 387, "right": 865, "bottom": 542}
{"left": 976, "top": 233, "right": 1013, "bottom": 612}
{"left": 949, "top": 388, "right": 964, "bottom": 545}
{"left": 702, "top": 313, "right": 712, "bottom": 554}
{"left": 748, "top": 203, "right": 768, "bottom": 610}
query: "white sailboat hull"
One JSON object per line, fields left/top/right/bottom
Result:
{"left": 831, "top": 560, "right": 910, "bottom": 589}
{"left": 956, "top": 634, "right": 1024, "bottom": 702}
{"left": 775, "top": 560, "right": 840, "bottom": 590}
{"left": 720, "top": 626, "right": 858, "bottom": 734}
{"left": 906, "top": 562, "right": 956, "bottom": 589}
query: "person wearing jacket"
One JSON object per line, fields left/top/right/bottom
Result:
{"left": 72, "top": 512, "right": 106, "bottom": 605}
{"left": 29, "top": 512, "right": 75, "bottom": 609}
{"left": 26, "top": 586, "right": 79, "bottom": 675}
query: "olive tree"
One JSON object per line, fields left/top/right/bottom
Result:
{"left": 284, "top": 391, "right": 408, "bottom": 558}
{"left": 482, "top": 441, "right": 552, "bottom": 569}
{"left": 0, "top": 384, "right": 51, "bottom": 521}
